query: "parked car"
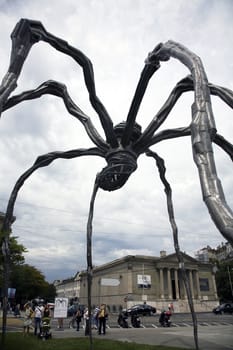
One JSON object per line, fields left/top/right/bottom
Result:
{"left": 213, "top": 303, "right": 233, "bottom": 314}
{"left": 127, "top": 304, "right": 156, "bottom": 316}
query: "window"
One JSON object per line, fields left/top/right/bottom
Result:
{"left": 199, "top": 278, "right": 209, "bottom": 291}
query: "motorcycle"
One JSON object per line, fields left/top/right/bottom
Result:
{"left": 159, "top": 310, "right": 171, "bottom": 327}
{"left": 118, "top": 311, "right": 129, "bottom": 328}
{"left": 131, "top": 313, "right": 141, "bottom": 328}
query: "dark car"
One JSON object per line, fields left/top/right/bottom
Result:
{"left": 127, "top": 304, "right": 156, "bottom": 316}
{"left": 213, "top": 303, "right": 233, "bottom": 314}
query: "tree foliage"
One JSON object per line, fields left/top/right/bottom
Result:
{"left": 0, "top": 236, "right": 27, "bottom": 289}
{"left": 9, "top": 236, "right": 27, "bottom": 265}
{"left": 215, "top": 260, "right": 233, "bottom": 302}
{"left": 0, "top": 235, "right": 26, "bottom": 266}
{"left": 0, "top": 235, "right": 56, "bottom": 304}
{"left": 10, "top": 264, "right": 56, "bottom": 304}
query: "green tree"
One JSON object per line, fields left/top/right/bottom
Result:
{"left": 0, "top": 235, "right": 56, "bottom": 304}
{"left": 10, "top": 264, "right": 56, "bottom": 304}
{"left": 215, "top": 260, "right": 233, "bottom": 302}
{"left": 0, "top": 236, "right": 27, "bottom": 289}
{"left": 8, "top": 236, "right": 27, "bottom": 265}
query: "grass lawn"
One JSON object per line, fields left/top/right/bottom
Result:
{"left": 0, "top": 333, "right": 193, "bottom": 350}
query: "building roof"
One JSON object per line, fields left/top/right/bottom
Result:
{"left": 79, "top": 252, "right": 208, "bottom": 277}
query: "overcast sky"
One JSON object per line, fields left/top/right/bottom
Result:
{"left": 0, "top": 0, "right": 232, "bottom": 282}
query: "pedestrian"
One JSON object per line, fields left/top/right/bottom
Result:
{"left": 69, "top": 312, "right": 76, "bottom": 328}
{"left": 168, "top": 302, "right": 174, "bottom": 313}
{"left": 165, "top": 307, "right": 172, "bottom": 326}
{"left": 84, "top": 308, "right": 90, "bottom": 336}
{"left": 93, "top": 305, "right": 100, "bottom": 329}
{"left": 57, "top": 318, "right": 64, "bottom": 329}
{"left": 23, "top": 302, "right": 33, "bottom": 335}
{"left": 43, "top": 303, "right": 50, "bottom": 318}
{"left": 34, "top": 303, "right": 44, "bottom": 336}
{"left": 98, "top": 304, "right": 108, "bottom": 335}
{"left": 14, "top": 303, "right": 21, "bottom": 317}
{"left": 75, "top": 308, "right": 82, "bottom": 331}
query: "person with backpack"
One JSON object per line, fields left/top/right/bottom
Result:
{"left": 75, "top": 308, "right": 82, "bottom": 331}
{"left": 98, "top": 304, "right": 108, "bottom": 335}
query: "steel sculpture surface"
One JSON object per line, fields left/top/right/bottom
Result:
{"left": 0, "top": 19, "right": 233, "bottom": 350}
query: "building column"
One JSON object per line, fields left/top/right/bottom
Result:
{"left": 183, "top": 275, "right": 188, "bottom": 299}
{"left": 160, "top": 268, "right": 164, "bottom": 299}
{"left": 179, "top": 270, "right": 187, "bottom": 299}
{"left": 167, "top": 268, "right": 172, "bottom": 299}
{"left": 212, "top": 272, "right": 218, "bottom": 299}
{"left": 189, "top": 270, "right": 194, "bottom": 298}
{"left": 174, "top": 269, "right": 180, "bottom": 299}
{"left": 127, "top": 264, "right": 133, "bottom": 294}
{"left": 195, "top": 270, "right": 201, "bottom": 299}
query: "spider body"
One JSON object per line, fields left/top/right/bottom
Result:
{"left": 98, "top": 121, "right": 141, "bottom": 191}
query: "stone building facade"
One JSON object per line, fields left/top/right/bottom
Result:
{"left": 54, "top": 273, "right": 80, "bottom": 300}
{"left": 78, "top": 253, "right": 218, "bottom": 313}
{"left": 195, "top": 242, "right": 233, "bottom": 262}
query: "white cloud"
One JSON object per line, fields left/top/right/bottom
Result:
{"left": 0, "top": 0, "right": 232, "bottom": 282}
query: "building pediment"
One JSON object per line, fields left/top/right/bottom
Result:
{"left": 157, "top": 252, "right": 199, "bottom": 269}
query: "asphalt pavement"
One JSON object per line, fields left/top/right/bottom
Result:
{"left": 52, "top": 324, "right": 233, "bottom": 350}
{"left": 2, "top": 311, "right": 233, "bottom": 349}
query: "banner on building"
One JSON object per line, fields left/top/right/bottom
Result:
{"left": 137, "top": 274, "right": 151, "bottom": 288}
{"left": 54, "top": 297, "right": 68, "bottom": 318}
{"left": 101, "top": 278, "right": 120, "bottom": 286}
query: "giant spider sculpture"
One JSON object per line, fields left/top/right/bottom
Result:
{"left": 1, "top": 19, "right": 233, "bottom": 350}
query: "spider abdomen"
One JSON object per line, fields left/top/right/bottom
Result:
{"left": 97, "top": 150, "right": 138, "bottom": 191}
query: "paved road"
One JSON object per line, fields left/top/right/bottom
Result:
{"left": 52, "top": 325, "right": 233, "bottom": 350}
{"left": 65, "top": 311, "right": 233, "bottom": 329}
{"left": 2, "top": 312, "right": 233, "bottom": 349}
{"left": 49, "top": 313, "right": 233, "bottom": 349}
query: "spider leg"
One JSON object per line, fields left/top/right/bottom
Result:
{"left": 214, "top": 134, "right": 233, "bottom": 161}
{"left": 0, "top": 147, "right": 104, "bottom": 345}
{"left": 143, "top": 41, "right": 233, "bottom": 245}
{"left": 121, "top": 43, "right": 162, "bottom": 147}
{"left": 134, "top": 76, "right": 193, "bottom": 152}
{"left": 0, "top": 18, "right": 118, "bottom": 147}
{"left": 209, "top": 82, "right": 233, "bottom": 109}
{"left": 0, "top": 19, "right": 41, "bottom": 110}
{"left": 146, "top": 149, "right": 199, "bottom": 350}
{"left": 141, "top": 126, "right": 233, "bottom": 162}
{"left": 3, "top": 80, "right": 108, "bottom": 151}
{"left": 1, "top": 147, "right": 105, "bottom": 234}
{"left": 134, "top": 75, "right": 233, "bottom": 153}
{"left": 86, "top": 176, "right": 99, "bottom": 343}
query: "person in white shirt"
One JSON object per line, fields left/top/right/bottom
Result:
{"left": 34, "top": 303, "right": 44, "bottom": 336}
{"left": 84, "top": 308, "right": 90, "bottom": 336}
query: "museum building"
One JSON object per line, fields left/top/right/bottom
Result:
{"left": 77, "top": 251, "right": 218, "bottom": 313}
